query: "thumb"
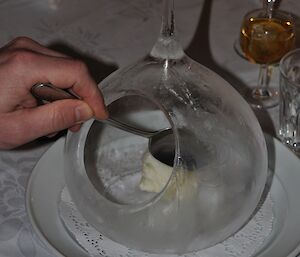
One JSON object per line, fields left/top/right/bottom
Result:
{"left": 0, "top": 99, "right": 93, "bottom": 149}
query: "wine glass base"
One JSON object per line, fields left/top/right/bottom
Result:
{"left": 245, "top": 88, "right": 279, "bottom": 109}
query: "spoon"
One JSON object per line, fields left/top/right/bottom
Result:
{"left": 31, "top": 83, "right": 174, "bottom": 163}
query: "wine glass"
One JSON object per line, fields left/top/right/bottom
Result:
{"left": 64, "top": 0, "right": 268, "bottom": 254}
{"left": 239, "top": 0, "right": 295, "bottom": 109}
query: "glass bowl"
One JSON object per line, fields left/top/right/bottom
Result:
{"left": 64, "top": 53, "right": 268, "bottom": 254}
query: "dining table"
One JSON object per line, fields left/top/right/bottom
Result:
{"left": 0, "top": 0, "right": 299, "bottom": 256}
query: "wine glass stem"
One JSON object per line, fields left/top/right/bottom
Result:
{"left": 264, "top": 0, "right": 276, "bottom": 18}
{"left": 150, "top": 0, "right": 184, "bottom": 59}
{"left": 256, "top": 64, "right": 273, "bottom": 96}
{"left": 161, "top": 0, "right": 175, "bottom": 37}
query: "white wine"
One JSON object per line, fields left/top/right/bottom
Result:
{"left": 240, "top": 17, "right": 295, "bottom": 64}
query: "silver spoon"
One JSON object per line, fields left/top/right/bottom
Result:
{"left": 31, "top": 83, "right": 174, "bottom": 163}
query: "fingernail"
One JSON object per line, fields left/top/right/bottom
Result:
{"left": 75, "top": 104, "right": 93, "bottom": 123}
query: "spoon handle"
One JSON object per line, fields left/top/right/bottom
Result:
{"left": 31, "top": 83, "right": 156, "bottom": 138}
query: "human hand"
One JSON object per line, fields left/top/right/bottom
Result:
{"left": 0, "top": 37, "right": 108, "bottom": 149}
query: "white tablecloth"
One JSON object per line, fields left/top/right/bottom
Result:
{"left": 0, "top": 0, "right": 299, "bottom": 256}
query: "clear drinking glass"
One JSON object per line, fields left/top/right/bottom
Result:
{"left": 279, "top": 48, "right": 300, "bottom": 155}
{"left": 239, "top": 4, "right": 295, "bottom": 109}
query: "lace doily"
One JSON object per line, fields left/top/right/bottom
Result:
{"left": 59, "top": 187, "right": 274, "bottom": 257}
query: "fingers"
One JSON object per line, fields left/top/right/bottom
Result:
{"left": 2, "top": 43, "right": 108, "bottom": 120}
{"left": 0, "top": 99, "right": 93, "bottom": 149}
{"left": 1, "top": 37, "right": 67, "bottom": 58}
{"left": 0, "top": 37, "right": 109, "bottom": 149}
{"left": 22, "top": 52, "right": 108, "bottom": 119}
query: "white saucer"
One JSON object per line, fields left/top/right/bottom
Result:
{"left": 26, "top": 135, "right": 300, "bottom": 257}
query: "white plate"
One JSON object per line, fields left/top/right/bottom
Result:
{"left": 26, "top": 135, "right": 300, "bottom": 257}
